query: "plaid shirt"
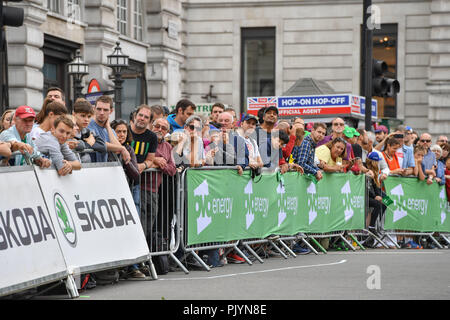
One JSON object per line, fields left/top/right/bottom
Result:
{"left": 294, "top": 134, "right": 319, "bottom": 175}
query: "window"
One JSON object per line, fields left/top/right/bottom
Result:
{"left": 47, "top": 0, "right": 82, "bottom": 21}
{"left": 241, "top": 28, "right": 276, "bottom": 113}
{"left": 47, "top": 0, "right": 61, "bottom": 14}
{"left": 116, "top": 0, "right": 144, "bottom": 41}
{"left": 120, "top": 60, "right": 147, "bottom": 120}
{"left": 133, "top": 0, "right": 143, "bottom": 41}
{"left": 42, "top": 35, "right": 80, "bottom": 111}
{"left": 117, "top": 0, "right": 128, "bottom": 36}
{"left": 361, "top": 24, "right": 398, "bottom": 119}
{"left": 67, "top": 0, "right": 81, "bottom": 21}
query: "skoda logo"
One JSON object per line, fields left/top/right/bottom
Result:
{"left": 53, "top": 192, "right": 77, "bottom": 247}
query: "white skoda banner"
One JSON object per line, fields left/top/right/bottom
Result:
{"left": 0, "top": 167, "right": 68, "bottom": 297}
{"left": 34, "top": 164, "right": 150, "bottom": 274}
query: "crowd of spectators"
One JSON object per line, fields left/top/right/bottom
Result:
{"left": 1, "top": 88, "right": 449, "bottom": 279}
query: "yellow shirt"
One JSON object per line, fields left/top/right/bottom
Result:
{"left": 315, "top": 144, "right": 342, "bottom": 166}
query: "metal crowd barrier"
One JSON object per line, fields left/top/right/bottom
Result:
{"left": 140, "top": 168, "right": 188, "bottom": 274}
{"left": 179, "top": 166, "right": 253, "bottom": 272}
{"left": 347, "top": 175, "right": 389, "bottom": 250}
{"left": 379, "top": 175, "right": 445, "bottom": 249}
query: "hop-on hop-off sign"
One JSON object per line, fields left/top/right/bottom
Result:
{"left": 247, "top": 94, "right": 377, "bottom": 119}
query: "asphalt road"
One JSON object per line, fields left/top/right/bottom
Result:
{"left": 62, "top": 249, "right": 450, "bottom": 301}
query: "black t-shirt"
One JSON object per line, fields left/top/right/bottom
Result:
{"left": 352, "top": 143, "right": 363, "bottom": 159}
{"left": 130, "top": 129, "right": 158, "bottom": 163}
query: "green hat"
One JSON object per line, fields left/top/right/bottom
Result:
{"left": 351, "top": 127, "right": 360, "bottom": 137}
{"left": 343, "top": 126, "right": 354, "bottom": 138}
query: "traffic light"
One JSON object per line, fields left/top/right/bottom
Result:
{"left": 1, "top": 1, "right": 24, "bottom": 28}
{"left": 372, "top": 59, "right": 400, "bottom": 97}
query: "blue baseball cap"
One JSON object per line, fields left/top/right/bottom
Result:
{"left": 368, "top": 151, "right": 382, "bottom": 162}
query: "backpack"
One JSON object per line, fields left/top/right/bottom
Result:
{"left": 150, "top": 232, "right": 169, "bottom": 275}
{"left": 92, "top": 269, "right": 120, "bottom": 285}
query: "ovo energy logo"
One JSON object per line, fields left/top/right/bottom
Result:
{"left": 53, "top": 193, "right": 77, "bottom": 247}
{"left": 439, "top": 188, "right": 447, "bottom": 225}
{"left": 194, "top": 180, "right": 211, "bottom": 235}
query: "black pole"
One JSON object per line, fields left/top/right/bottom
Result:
{"left": 114, "top": 72, "right": 123, "bottom": 120}
{"left": 363, "top": 0, "right": 373, "bottom": 131}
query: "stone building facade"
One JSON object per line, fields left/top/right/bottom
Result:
{"left": 3, "top": 0, "right": 449, "bottom": 137}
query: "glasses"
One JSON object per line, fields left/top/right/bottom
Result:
{"left": 188, "top": 124, "right": 202, "bottom": 131}
{"left": 438, "top": 139, "right": 448, "bottom": 143}
{"left": 333, "top": 123, "right": 345, "bottom": 126}
{"left": 420, "top": 139, "right": 431, "bottom": 143}
{"left": 153, "top": 124, "right": 168, "bottom": 131}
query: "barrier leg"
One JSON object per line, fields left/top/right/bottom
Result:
{"left": 65, "top": 274, "right": 79, "bottom": 299}
{"left": 366, "top": 229, "right": 389, "bottom": 249}
{"left": 308, "top": 237, "right": 327, "bottom": 254}
{"left": 190, "top": 250, "right": 211, "bottom": 272}
{"left": 299, "top": 237, "right": 319, "bottom": 255}
{"left": 348, "top": 233, "right": 365, "bottom": 251}
{"left": 277, "top": 239, "right": 297, "bottom": 258}
{"left": 339, "top": 234, "right": 356, "bottom": 251}
{"left": 268, "top": 240, "right": 289, "bottom": 259}
{"left": 242, "top": 243, "right": 264, "bottom": 264}
{"left": 383, "top": 233, "right": 401, "bottom": 249}
{"left": 169, "top": 252, "right": 189, "bottom": 274}
{"left": 440, "top": 234, "right": 450, "bottom": 246}
{"left": 233, "top": 245, "right": 253, "bottom": 265}
{"left": 148, "top": 257, "right": 159, "bottom": 280}
{"left": 428, "top": 234, "right": 444, "bottom": 249}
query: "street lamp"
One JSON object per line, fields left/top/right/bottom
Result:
{"left": 107, "top": 41, "right": 129, "bottom": 119}
{"left": 68, "top": 49, "right": 89, "bottom": 100}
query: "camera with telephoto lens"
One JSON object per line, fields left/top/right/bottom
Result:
{"left": 80, "top": 128, "right": 91, "bottom": 140}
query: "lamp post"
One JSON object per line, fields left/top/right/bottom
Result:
{"left": 68, "top": 49, "right": 89, "bottom": 101}
{"left": 107, "top": 41, "right": 129, "bottom": 120}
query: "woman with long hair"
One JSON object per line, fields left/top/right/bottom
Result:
{"left": 381, "top": 137, "right": 404, "bottom": 175}
{"left": 315, "top": 137, "right": 347, "bottom": 173}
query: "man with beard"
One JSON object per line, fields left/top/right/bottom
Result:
{"left": 130, "top": 104, "right": 158, "bottom": 173}
{"left": 141, "top": 117, "right": 176, "bottom": 244}
{"left": 88, "top": 95, "right": 130, "bottom": 163}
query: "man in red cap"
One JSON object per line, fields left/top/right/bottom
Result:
{"left": 0, "top": 106, "right": 51, "bottom": 168}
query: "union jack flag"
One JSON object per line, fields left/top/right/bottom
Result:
{"left": 247, "top": 97, "right": 277, "bottom": 110}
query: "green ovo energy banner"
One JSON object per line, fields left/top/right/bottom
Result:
{"left": 383, "top": 177, "right": 450, "bottom": 232}
{"left": 186, "top": 170, "right": 365, "bottom": 245}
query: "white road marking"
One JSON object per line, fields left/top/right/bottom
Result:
{"left": 159, "top": 259, "right": 347, "bottom": 281}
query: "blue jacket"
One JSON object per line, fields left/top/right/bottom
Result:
{"left": 167, "top": 114, "right": 184, "bottom": 133}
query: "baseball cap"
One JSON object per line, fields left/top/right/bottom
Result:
{"left": 374, "top": 124, "right": 388, "bottom": 134}
{"left": 367, "top": 151, "right": 382, "bottom": 162}
{"left": 343, "top": 126, "right": 354, "bottom": 138}
{"left": 264, "top": 106, "right": 278, "bottom": 116}
{"left": 405, "top": 126, "right": 413, "bottom": 132}
{"left": 351, "top": 127, "right": 360, "bottom": 137}
{"left": 15, "top": 106, "right": 36, "bottom": 119}
{"left": 242, "top": 113, "right": 258, "bottom": 122}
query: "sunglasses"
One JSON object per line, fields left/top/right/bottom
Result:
{"left": 420, "top": 139, "right": 431, "bottom": 143}
{"left": 333, "top": 123, "right": 345, "bottom": 126}
{"left": 188, "top": 124, "right": 202, "bottom": 131}
{"left": 154, "top": 124, "right": 168, "bottom": 131}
